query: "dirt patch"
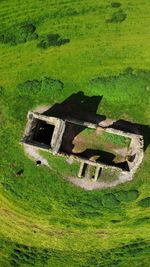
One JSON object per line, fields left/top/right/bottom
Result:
{"left": 96, "top": 127, "right": 104, "bottom": 135}
{"left": 113, "top": 147, "right": 128, "bottom": 158}
{"left": 66, "top": 170, "right": 132, "bottom": 190}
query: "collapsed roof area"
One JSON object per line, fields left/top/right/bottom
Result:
{"left": 21, "top": 111, "right": 144, "bottom": 183}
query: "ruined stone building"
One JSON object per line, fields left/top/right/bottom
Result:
{"left": 21, "top": 110, "right": 144, "bottom": 183}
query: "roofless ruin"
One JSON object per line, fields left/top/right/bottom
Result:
{"left": 21, "top": 92, "right": 144, "bottom": 185}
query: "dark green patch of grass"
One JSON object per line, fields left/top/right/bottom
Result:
{"left": 116, "top": 189, "right": 139, "bottom": 202}
{"left": 84, "top": 239, "right": 150, "bottom": 267}
{"left": 10, "top": 243, "right": 50, "bottom": 266}
{"left": 102, "top": 193, "right": 120, "bottom": 209}
{"left": 13, "top": 77, "right": 63, "bottom": 120}
{"left": 64, "top": 194, "right": 104, "bottom": 218}
{"left": 111, "top": 2, "right": 121, "bottom": 8}
{"left": 106, "top": 9, "right": 127, "bottom": 23}
{"left": 138, "top": 197, "right": 150, "bottom": 208}
{"left": 17, "top": 79, "right": 42, "bottom": 96}
{"left": 134, "top": 217, "right": 150, "bottom": 225}
{"left": 89, "top": 69, "right": 150, "bottom": 122}
{"left": 1, "top": 237, "right": 150, "bottom": 267}
{"left": 66, "top": 199, "right": 103, "bottom": 218}
{"left": 17, "top": 77, "right": 63, "bottom": 98}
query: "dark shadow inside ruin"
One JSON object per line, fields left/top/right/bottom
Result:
{"left": 59, "top": 122, "right": 129, "bottom": 171}
{"left": 32, "top": 120, "right": 55, "bottom": 147}
{"left": 72, "top": 149, "right": 129, "bottom": 171}
{"left": 60, "top": 121, "right": 86, "bottom": 154}
{"left": 81, "top": 163, "right": 88, "bottom": 177}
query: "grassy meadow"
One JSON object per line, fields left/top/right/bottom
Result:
{"left": 0, "top": 0, "right": 150, "bottom": 266}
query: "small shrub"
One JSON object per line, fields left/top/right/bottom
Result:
{"left": 37, "top": 33, "right": 70, "bottom": 48}
{"left": 0, "top": 22, "right": 38, "bottom": 46}
{"left": 111, "top": 2, "right": 121, "bottom": 8}
{"left": 41, "top": 76, "right": 63, "bottom": 92}
{"left": 106, "top": 9, "right": 127, "bottom": 23}
{"left": 16, "top": 76, "right": 63, "bottom": 107}
{"left": 21, "top": 23, "right": 36, "bottom": 34}
{"left": 15, "top": 22, "right": 38, "bottom": 43}
{"left": 47, "top": 33, "right": 62, "bottom": 46}
{"left": 138, "top": 197, "right": 150, "bottom": 208}
{"left": 40, "top": 76, "right": 63, "bottom": 99}
{"left": 17, "top": 79, "right": 42, "bottom": 96}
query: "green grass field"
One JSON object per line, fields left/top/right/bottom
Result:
{"left": 0, "top": 0, "right": 150, "bottom": 266}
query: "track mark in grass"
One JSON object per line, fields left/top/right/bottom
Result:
{"left": 102, "top": 193, "right": 120, "bottom": 209}
{"left": 138, "top": 197, "right": 150, "bottom": 208}
{"left": 116, "top": 189, "right": 139, "bottom": 202}
{"left": 37, "top": 33, "right": 70, "bottom": 49}
{"left": 106, "top": 9, "right": 127, "bottom": 23}
{"left": 111, "top": 219, "right": 121, "bottom": 223}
